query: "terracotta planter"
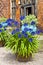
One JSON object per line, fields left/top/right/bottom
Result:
{"left": 0, "top": 40, "right": 4, "bottom": 47}
{"left": 16, "top": 53, "right": 32, "bottom": 62}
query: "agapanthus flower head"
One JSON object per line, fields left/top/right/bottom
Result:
{"left": 31, "top": 32, "right": 36, "bottom": 35}
{"left": 28, "top": 29, "right": 32, "bottom": 32}
{"left": 8, "top": 23, "right": 12, "bottom": 26}
{"left": 0, "top": 24, "right": 2, "bottom": 28}
{"left": 18, "top": 34, "right": 22, "bottom": 38}
{"left": 23, "top": 23, "right": 28, "bottom": 26}
{"left": 20, "top": 16, "right": 25, "bottom": 20}
{"left": 24, "top": 28, "right": 29, "bottom": 32}
{"left": 11, "top": 30, "right": 16, "bottom": 35}
{"left": 24, "top": 33, "right": 28, "bottom": 38}
{"left": 15, "top": 28, "right": 20, "bottom": 32}
{"left": 36, "top": 30, "right": 41, "bottom": 34}
{"left": 29, "top": 38, "right": 33, "bottom": 42}
{"left": 22, "top": 31, "right": 26, "bottom": 34}
{"left": 6, "top": 19, "right": 14, "bottom": 23}
{"left": 0, "top": 30, "right": 2, "bottom": 32}
{"left": 14, "top": 21, "right": 19, "bottom": 26}
{"left": 31, "top": 21, "right": 35, "bottom": 25}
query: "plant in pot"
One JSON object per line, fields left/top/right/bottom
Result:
{"left": 0, "top": 23, "right": 10, "bottom": 47}
{"left": 5, "top": 20, "right": 39, "bottom": 62}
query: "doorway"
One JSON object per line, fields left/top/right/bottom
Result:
{"left": 26, "top": 7, "right": 32, "bottom": 15}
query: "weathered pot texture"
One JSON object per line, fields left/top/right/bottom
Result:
{"left": 16, "top": 53, "right": 32, "bottom": 62}
{"left": 0, "top": 40, "right": 4, "bottom": 47}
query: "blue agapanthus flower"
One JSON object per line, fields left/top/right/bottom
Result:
{"left": 24, "top": 33, "right": 28, "bottom": 38}
{"left": 22, "top": 31, "right": 26, "bottom": 34}
{"left": 11, "top": 30, "right": 16, "bottom": 35}
{"left": 23, "top": 23, "right": 28, "bottom": 26}
{"left": 0, "top": 24, "right": 2, "bottom": 28}
{"left": 21, "top": 24, "right": 30, "bottom": 31}
{"left": 8, "top": 23, "right": 12, "bottom": 26}
{"left": 36, "top": 30, "right": 41, "bottom": 34}
{"left": 15, "top": 28, "right": 20, "bottom": 32}
{"left": 20, "top": 16, "right": 25, "bottom": 20}
{"left": 28, "top": 29, "right": 32, "bottom": 32}
{"left": 18, "top": 34, "right": 22, "bottom": 38}
{"left": 0, "top": 30, "right": 2, "bottom": 32}
{"left": 31, "top": 32, "right": 36, "bottom": 35}
{"left": 24, "top": 28, "right": 29, "bottom": 32}
{"left": 14, "top": 21, "right": 19, "bottom": 26}
{"left": 29, "top": 38, "right": 33, "bottom": 42}
{"left": 21, "top": 24, "right": 37, "bottom": 34}
{"left": 6, "top": 19, "right": 14, "bottom": 23}
{"left": 31, "top": 21, "right": 35, "bottom": 25}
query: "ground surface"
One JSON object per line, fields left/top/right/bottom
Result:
{"left": 0, "top": 47, "right": 43, "bottom": 65}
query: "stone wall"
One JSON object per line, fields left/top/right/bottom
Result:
{"left": 37, "top": 0, "right": 43, "bottom": 29}
{"left": 0, "top": 0, "right": 10, "bottom": 18}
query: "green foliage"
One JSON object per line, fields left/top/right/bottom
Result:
{"left": 5, "top": 33, "right": 39, "bottom": 58}
{"left": 0, "top": 28, "right": 10, "bottom": 45}
{"left": 21, "top": 14, "right": 37, "bottom": 24}
{"left": 0, "top": 17, "right": 7, "bottom": 22}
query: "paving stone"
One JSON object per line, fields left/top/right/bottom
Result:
{"left": 0, "top": 47, "right": 43, "bottom": 65}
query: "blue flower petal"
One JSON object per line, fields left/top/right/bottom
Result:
{"left": 31, "top": 32, "right": 36, "bottom": 35}
{"left": 36, "top": 30, "right": 41, "bottom": 34}
{"left": 29, "top": 38, "right": 33, "bottom": 42}
{"left": 31, "top": 21, "right": 35, "bottom": 25}
{"left": 6, "top": 19, "right": 15, "bottom": 23}
{"left": 22, "top": 31, "right": 26, "bottom": 34}
{"left": 23, "top": 23, "right": 28, "bottom": 26}
{"left": 28, "top": 29, "right": 32, "bottom": 32}
{"left": 0, "top": 30, "right": 2, "bottom": 32}
{"left": 11, "top": 30, "right": 16, "bottom": 35}
{"left": 18, "top": 34, "right": 22, "bottom": 38}
{"left": 14, "top": 21, "right": 19, "bottom": 26}
{"left": 24, "top": 28, "right": 29, "bottom": 32}
{"left": 20, "top": 16, "right": 25, "bottom": 20}
{"left": 15, "top": 28, "right": 20, "bottom": 32}
{"left": 24, "top": 33, "right": 28, "bottom": 38}
{"left": 8, "top": 23, "right": 12, "bottom": 26}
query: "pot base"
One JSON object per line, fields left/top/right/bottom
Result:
{"left": 0, "top": 41, "right": 4, "bottom": 47}
{"left": 16, "top": 54, "right": 32, "bottom": 62}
